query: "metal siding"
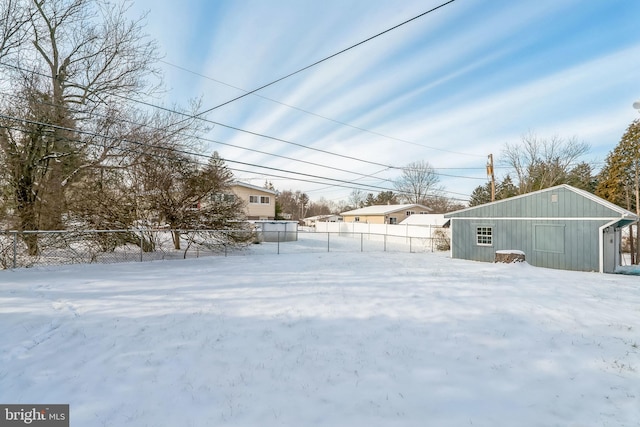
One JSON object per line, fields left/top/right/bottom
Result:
{"left": 450, "top": 217, "right": 605, "bottom": 272}
{"left": 448, "top": 186, "right": 625, "bottom": 219}
{"left": 445, "top": 186, "right": 638, "bottom": 272}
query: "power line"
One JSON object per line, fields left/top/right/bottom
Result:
{"left": 0, "top": 62, "right": 487, "bottom": 182}
{"left": 162, "top": 58, "right": 484, "bottom": 158}
{"left": 0, "top": 114, "right": 472, "bottom": 201}
{"left": 0, "top": 89, "right": 398, "bottom": 183}
{"left": 1, "top": 60, "right": 398, "bottom": 170}
{"left": 0, "top": 114, "right": 417, "bottom": 196}
{"left": 189, "top": 0, "right": 458, "bottom": 117}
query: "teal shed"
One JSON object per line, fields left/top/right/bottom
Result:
{"left": 444, "top": 185, "right": 638, "bottom": 273}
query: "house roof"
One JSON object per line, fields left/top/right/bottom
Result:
{"left": 231, "top": 181, "right": 277, "bottom": 195}
{"left": 303, "top": 214, "right": 341, "bottom": 221}
{"left": 444, "top": 184, "right": 639, "bottom": 220}
{"left": 399, "top": 214, "right": 447, "bottom": 226}
{"left": 341, "top": 204, "right": 431, "bottom": 216}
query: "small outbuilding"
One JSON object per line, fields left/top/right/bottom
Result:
{"left": 444, "top": 185, "right": 638, "bottom": 273}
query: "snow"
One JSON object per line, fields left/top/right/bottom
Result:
{"left": 1, "top": 246, "right": 639, "bottom": 427}
{"left": 496, "top": 249, "right": 526, "bottom": 255}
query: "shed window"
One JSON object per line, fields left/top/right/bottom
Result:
{"left": 476, "top": 226, "right": 493, "bottom": 246}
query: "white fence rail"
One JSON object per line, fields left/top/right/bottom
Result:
{"left": 314, "top": 221, "right": 449, "bottom": 239}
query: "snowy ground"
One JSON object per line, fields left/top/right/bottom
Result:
{"left": 1, "top": 243, "right": 639, "bottom": 426}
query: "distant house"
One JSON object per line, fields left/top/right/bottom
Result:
{"left": 444, "top": 185, "right": 638, "bottom": 273}
{"left": 340, "top": 204, "right": 431, "bottom": 225}
{"left": 231, "top": 182, "right": 277, "bottom": 220}
{"left": 302, "top": 214, "right": 342, "bottom": 227}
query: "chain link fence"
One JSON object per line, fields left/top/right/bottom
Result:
{"left": 0, "top": 229, "right": 257, "bottom": 269}
{"left": 0, "top": 227, "right": 450, "bottom": 269}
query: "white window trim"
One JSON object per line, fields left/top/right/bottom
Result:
{"left": 476, "top": 225, "right": 493, "bottom": 246}
{"left": 249, "top": 195, "right": 270, "bottom": 204}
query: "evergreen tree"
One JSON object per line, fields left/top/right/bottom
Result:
{"left": 468, "top": 175, "right": 518, "bottom": 207}
{"left": 469, "top": 183, "right": 491, "bottom": 207}
{"left": 364, "top": 193, "right": 376, "bottom": 207}
{"left": 497, "top": 175, "right": 518, "bottom": 199}
{"left": 374, "top": 191, "right": 399, "bottom": 205}
{"left": 596, "top": 119, "right": 640, "bottom": 263}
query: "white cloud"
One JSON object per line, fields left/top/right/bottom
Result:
{"left": 125, "top": 0, "right": 640, "bottom": 202}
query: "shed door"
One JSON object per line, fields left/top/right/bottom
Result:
{"left": 603, "top": 227, "right": 616, "bottom": 273}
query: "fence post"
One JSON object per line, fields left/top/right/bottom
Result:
{"left": 13, "top": 231, "right": 17, "bottom": 269}
{"left": 431, "top": 225, "right": 435, "bottom": 252}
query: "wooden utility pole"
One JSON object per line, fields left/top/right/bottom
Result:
{"left": 487, "top": 154, "right": 496, "bottom": 202}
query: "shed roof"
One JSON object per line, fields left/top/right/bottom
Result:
{"left": 341, "top": 204, "right": 431, "bottom": 216}
{"left": 444, "top": 184, "right": 638, "bottom": 221}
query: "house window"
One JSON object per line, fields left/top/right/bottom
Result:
{"left": 406, "top": 211, "right": 416, "bottom": 216}
{"left": 249, "top": 195, "right": 270, "bottom": 204}
{"left": 354, "top": 217, "right": 360, "bottom": 222}
{"left": 389, "top": 217, "right": 398, "bottom": 224}
{"left": 211, "top": 193, "right": 236, "bottom": 203}
{"left": 476, "top": 226, "right": 493, "bottom": 246}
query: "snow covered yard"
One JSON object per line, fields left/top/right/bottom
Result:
{"left": 1, "top": 250, "right": 639, "bottom": 427}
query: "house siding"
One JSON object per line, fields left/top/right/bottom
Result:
{"left": 341, "top": 205, "right": 431, "bottom": 224}
{"left": 231, "top": 184, "right": 276, "bottom": 220}
{"left": 342, "top": 215, "right": 386, "bottom": 224}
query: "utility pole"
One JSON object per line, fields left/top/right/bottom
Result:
{"left": 487, "top": 154, "right": 496, "bottom": 202}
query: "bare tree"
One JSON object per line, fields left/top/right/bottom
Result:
{"left": 136, "top": 151, "right": 245, "bottom": 250}
{"left": 394, "top": 160, "right": 441, "bottom": 205}
{"left": 0, "top": 82, "right": 75, "bottom": 253}
{"left": 0, "top": 0, "right": 30, "bottom": 61}
{"left": 501, "top": 132, "right": 590, "bottom": 194}
{"left": 347, "top": 189, "right": 366, "bottom": 209}
{"left": 426, "top": 195, "right": 466, "bottom": 213}
{"left": 0, "top": 0, "right": 210, "bottom": 254}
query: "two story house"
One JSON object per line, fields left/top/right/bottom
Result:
{"left": 230, "top": 182, "right": 277, "bottom": 220}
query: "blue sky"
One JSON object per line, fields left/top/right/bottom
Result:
{"left": 128, "top": 0, "right": 640, "bottom": 204}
